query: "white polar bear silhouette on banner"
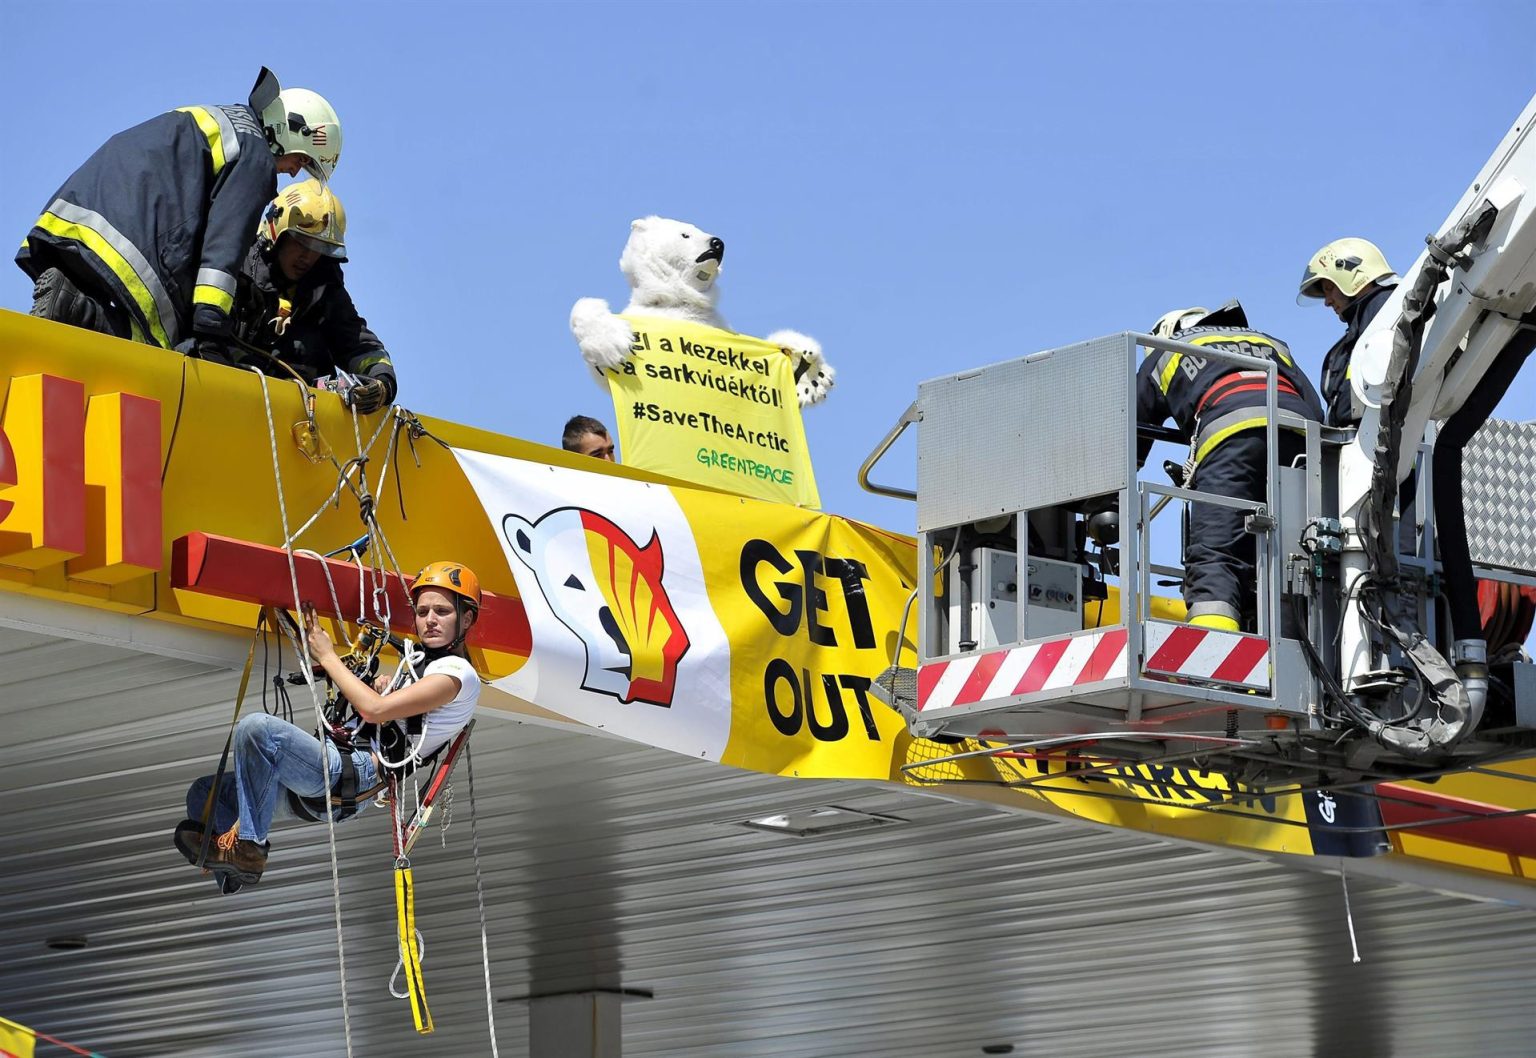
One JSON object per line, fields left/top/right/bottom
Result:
{"left": 503, "top": 506, "right": 691, "bottom": 708}
{"left": 569, "top": 216, "right": 835, "bottom": 407}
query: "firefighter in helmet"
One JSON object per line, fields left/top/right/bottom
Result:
{"left": 225, "top": 179, "right": 397, "bottom": 413}
{"left": 1297, "top": 237, "right": 1400, "bottom": 428}
{"left": 1302, "top": 239, "right": 1536, "bottom": 678}
{"left": 1137, "top": 301, "right": 1325, "bottom": 631}
{"left": 18, "top": 68, "right": 341, "bottom": 353}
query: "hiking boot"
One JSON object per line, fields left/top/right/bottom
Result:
{"left": 203, "top": 824, "right": 269, "bottom": 885}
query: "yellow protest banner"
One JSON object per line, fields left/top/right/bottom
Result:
{"left": 459, "top": 449, "right": 1316, "bottom": 857}
{"left": 604, "top": 315, "right": 820, "bottom": 509}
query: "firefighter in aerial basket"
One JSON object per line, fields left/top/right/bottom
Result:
{"left": 173, "top": 563, "right": 482, "bottom": 891}
{"left": 1297, "top": 237, "right": 1401, "bottom": 429}
{"left": 1137, "top": 301, "right": 1324, "bottom": 632}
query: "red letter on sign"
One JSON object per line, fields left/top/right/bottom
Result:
{"left": 70, "top": 392, "right": 164, "bottom": 584}
{"left": 0, "top": 424, "right": 15, "bottom": 524}
{"left": 0, "top": 374, "right": 86, "bottom": 568}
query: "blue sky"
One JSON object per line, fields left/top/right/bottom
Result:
{"left": 2, "top": 0, "right": 1532, "bottom": 532}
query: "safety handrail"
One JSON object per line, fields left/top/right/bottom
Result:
{"left": 857, "top": 400, "right": 920, "bottom": 501}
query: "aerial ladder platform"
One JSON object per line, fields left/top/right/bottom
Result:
{"left": 862, "top": 92, "right": 1536, "bottom": 806}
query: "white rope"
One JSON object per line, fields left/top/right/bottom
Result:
{"left": 255, "top": 370, "right": 356, "bottom": 1056}
{"left": 465, "top": 744, "right": 501, "bottom": 1057}
{"left": 372, "top": 638, "right": 430, "bottom": 772}
{"left": 261, "top": 384, "right": 498, "bottom": 1048}
{"left": 1340, "top": 862, "right": 1362, "bottom": 964}
{"left": 292, "top": 547, "right": 356, "bottom": 647}
{"left": 280, "top": 392, "right": 393, "bottom": 550}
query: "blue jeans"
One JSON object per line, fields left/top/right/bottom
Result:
{"left": 185, "top": 713, "right": 379, "bottom": 842}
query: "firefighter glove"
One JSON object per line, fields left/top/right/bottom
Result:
{"left": 345, "top": 377, "right": 391, "bottom": 414}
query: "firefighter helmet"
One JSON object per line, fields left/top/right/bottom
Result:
{"left": 1297, "top": 237, "right": 1394, "bottom": 305}
{"left": 250, "top": 68, "right": 342, "bottom": 180}
{"left": 1151, "top": 306, "right": 1210, "bottom": 340}
{"left": 410, "top": 562, "right": 482, "bottom": 612}
{"left": 1150, "top": 300, "right": 1249, "bottom": 339}
{"left": 259, "top": 179, "right": 347, "bottom": 260}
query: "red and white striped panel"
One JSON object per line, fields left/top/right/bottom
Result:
{"left": 1142, "top": 622, "right": 1270, "bottom": 689}
{"left": 917, "top": 627, "right": 1129, "bottom": 712}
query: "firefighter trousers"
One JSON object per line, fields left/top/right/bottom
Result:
{"left": 1183, "top": 430, "right": 1306, "bottom": 630}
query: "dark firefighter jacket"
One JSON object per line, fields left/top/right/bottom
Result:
{"left": 1319, "top": 281, "right": 1396, "bottom": 428}
{"left": 229, "top": 243, "right": 397, "bottom": 401}
{"left": 16, "top": 103, "right": 276, "bottom": 350}
{"left": 1136, "top": 325, "right": 1324, "bottom": 469}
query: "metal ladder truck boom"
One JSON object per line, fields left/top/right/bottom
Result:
{"left": 1337, "top": 91, "right": 1536, "bottom": 754}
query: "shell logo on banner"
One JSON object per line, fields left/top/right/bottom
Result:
{"left": 455, "top": 449, "right": 733, "bottom": 762}
{"left": 504, "top": 507, "right": 691, "bottom": 708}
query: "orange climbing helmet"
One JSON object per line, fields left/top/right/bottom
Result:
{"left": 410, "top": 561, "right": 481, "bottom": 612}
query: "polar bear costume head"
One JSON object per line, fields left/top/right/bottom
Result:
{"left": 619, "top": 216, "right": 728, "bottom": 329}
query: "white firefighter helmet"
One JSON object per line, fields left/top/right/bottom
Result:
{"left": 1150, "top": 300, "right": 1249, "bottom": 340}
{"left": 250, "top": 69, "right": 342, "bottom": 180}
{"left": 1297, "top": 237, "right": 1395, "bottom": 305}
{"left": 1151, "top": 306, "right": 1210, "bottom": 340}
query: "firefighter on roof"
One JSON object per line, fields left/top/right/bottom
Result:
{"left": 16, "top": 67, "right": 341, "bottom": 355}
{"left": 1137, "top": 301, "right": 1324, "bottom": 632}
{"left": 226, "top": 179, "right": 397, "bottom": 413}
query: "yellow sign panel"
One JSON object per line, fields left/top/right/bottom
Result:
{"left": 604, "top": 315, "right": 820, "bottom": 509}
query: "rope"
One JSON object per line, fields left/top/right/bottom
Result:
{"left": 256, "top": 374, "right": 498, "bottom": 1048}
{"left": 465, "top": 743, "right": 502, "bottom": 1057}
{"left": 1340, "top": 862, "right": 1362, "bottom": 964}
{"left": 255, "top": 369, "right": 356, "bottom": 1057}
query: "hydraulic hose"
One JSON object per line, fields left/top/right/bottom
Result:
{"left": 1357, "top": 206, "right": 1499, "bottom": 755}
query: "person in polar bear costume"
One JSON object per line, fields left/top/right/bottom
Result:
{"left": 570, "top": 216, "right": 835, "bottom": 407}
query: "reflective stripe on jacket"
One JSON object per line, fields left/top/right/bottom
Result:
{"left": 1136, "top": 325, "right": 1324, "bottom": 467}
{"left": 16, "top": 104, "right": 276, "bottom": 348}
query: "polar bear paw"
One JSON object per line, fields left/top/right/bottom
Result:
{"left": 571, "top": 298, "right": 637, "bottom": 372}
{"left": 768, "top": 329, "right": 835, "bottom": 408}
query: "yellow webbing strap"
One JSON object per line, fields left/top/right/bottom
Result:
{"left": 196, "top": 608, "right": 271, "bottom": 838}
{"left": 394, "top": 864, "right": 434, "bottom": 1034}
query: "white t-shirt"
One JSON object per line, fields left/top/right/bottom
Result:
{"left": 409, "top": 655, "right": 479, "bottom": 760}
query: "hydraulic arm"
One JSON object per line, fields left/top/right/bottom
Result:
{"left": 1338, "top": 91, "right": 1536, "bottom": 752}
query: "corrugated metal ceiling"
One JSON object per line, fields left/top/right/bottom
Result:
{"left": 2, "top": 619, "right": 1535, "bottom": 1058}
